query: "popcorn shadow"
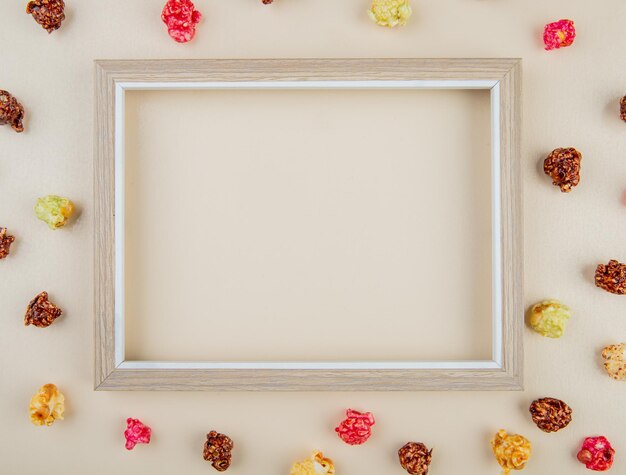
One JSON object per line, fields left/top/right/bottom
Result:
{"left": 602, "top": 96, "right": 622, "bottom": 125}
{"left": 581, "top": 263, "right": 596, "bottom": 287}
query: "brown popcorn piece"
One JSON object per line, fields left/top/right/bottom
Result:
{"left": 543, "top": 147, "right": 582, "bottom": 192}
{"left": 203, "top": 431, "right": 233, "bottom": 471}
{"left": 621, "top": 96, "right": 626, "bottom": 122}
{"left": 529, "top": 397, "right": 572, "bottom": 433}
{"left": 0, "top": 228, "right": 15, "bottom": 259}
{"left": 602, "top": 343, "right": 626, "bottom": 381}
{"left": 398, "top": 442, "right": 432, "bottom": 475}
{"left": 24, "top": 291, "right": 62, "bottom": 328}
{"left": 26, "top": 0, "right": 66, "bottom": 33}
{"left": 595, "top": 259, "right": 626, "bottom": 295}
{"left": 0, "top": 90, "right": 25, "bottom": 133}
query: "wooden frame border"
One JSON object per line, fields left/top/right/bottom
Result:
{"left": 94, "top": 59, "right": 522, "bottom": 391}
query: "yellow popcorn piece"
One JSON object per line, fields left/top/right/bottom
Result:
{"left": 290, "top": 451, "right": 335, "bottom": 475}
{"left": 368, "top": 0, "right": 412, "bottom": 27}
{"left": 29, "top": 384, "right": 65, "bottom": 426}
{"left": 528, "top": 300, "right": 571, "bottom": 338}
{"left": 35, "top": 195, "right": 74, "bottom": 230}
{"left": 491, "top": 430, "right": 531, "bottom": 474}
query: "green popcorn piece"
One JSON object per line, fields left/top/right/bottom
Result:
{"left": 529, "top": 300, "right": 571, "bottom": 338}
{"left": 35, "top": 195, "right": 74, "bottom": 230}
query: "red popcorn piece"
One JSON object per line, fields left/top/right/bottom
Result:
{"left": 161, "top": 0, "right": 202, "bottom": 43}
{"left": 543, "top": 19, "right": 576, "bottom": 51}
{"left": 124, "top": 418, "right": 152, "bottom": 450}
{"left": 335, "top": 409, "right": 375, "bottom": 445}
{"left": 577, "top": 436, "right": 615, "bottom": 471}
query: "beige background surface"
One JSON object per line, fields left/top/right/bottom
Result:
{"left": 1, "top": 0, "right": 626, "bottom": 474}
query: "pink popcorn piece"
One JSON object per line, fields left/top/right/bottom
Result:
{"left": 543, "top": 19, "right": 576, "bottom": 51}
{"left": 335, "top": 409, "right": 375, "bottom": 445}
{"left": 161, "top": 0, "right": 202, "bottom": 43}
{"left": 124, "top": 418, "right": 152, "bottom": 450}
{"left": 577, "top": 436, "right": 615, "bottom": 472}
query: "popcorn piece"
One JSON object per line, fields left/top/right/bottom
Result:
{"left": 335, "top": 409, "right": 375, "bottom": 445}
{"left": 601, "top": 343, "right": 626, "bottom": 381}
{"left": 398, "top": 442, "right": 433, "bottom": 475}
{"left": 262, "top": 0, "right": 274, "bottom": 3}
{"left": 161, "top": 0, "right": 202, "bottom": 43}
{"left": 203, "top": 431, "right": 233, "bottom": 471}
{"left": 368, "top": 0, "right": 412, "bottom": 27}
{"left": 528, "top": 300, "right": 571, "bottom": 338}
{"left": 35, "top": 195, "right": 74, "bottom": 229}
{"left": 0, "top": 90, "right": 25, "bottom": 133}
{"left": 491, "top": 430, "right": 531, "bottom": 474}
{"left": 620, "top": 96, "right": 626, "bottom": 123}
{"left": 124, "top": 418, "right": 152, "bottom": 450}
{"left": 543, "top": 147, "right": 582, "bottom": 192}
{"left": 577, "top": 436, "right": 615, "bottom": 471}
{"left": 26, "top": 0, "right": 66, "bottom": 33}
{"left": 290, "top": 451, "right": 335, "bottom": 475}
{"left": 29, "top": 383, "right": 65, "bottom": 426}
{"left": 0, "top": 228, "right": 15, "bottom": 259}
{"left": 529, "top": 397, "right": 572, "bottom": 433}
{"left": 543, "top": 19, "right": 576, "bottom": 51}
{"left": 595, "top": 260, "right": 626, "bottom": 295}
{"left": 24, "top": 291, "right": 62, "bottom": 328}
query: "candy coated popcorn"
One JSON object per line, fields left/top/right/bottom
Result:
{"left": 124, "top": 418, "right": 152, "bottom": 450}
{"left": 24, "top": 291, "right": 62, "bottom": 328}
{"left": 0, "top": 90, "right": 25, "bottom": 133}
{"left": 398, "top": 442, "right": 432, "bottom": 475}
{"left": 491, "top": 430, "right": 531, "bottom": 474}
{"left": 35, "top": 195, "right": 74, "bottom": 229}
{"left": 161, "top": 0, "right": 202, "bottom": 43}
{"left": 601, "top": 343, "right": 626, "bottom": 381}
{"left": 543, "top": 19, "right": 576, "bottom": 50}
{"left": 0, "top": 228, "right": 15, "bottom": 259}
{"left": 543, "top": 147, "right": 582, "bottom": 192}
{"left": 290, "top": 451, "right": 335, "bottom": 475}
{"left": 335, "top": 409, "right": 375, "bottom": 445}
{"left": 26, "top": 0, "right": 65, "bottom": 33}
{"left": 203, "top": 431, "right": 234, "bottom": 471}
{"left": 368, "top": 0, "right": 412, "bottom": 27}
{"left": 29, "top": 384, "right": 65, "bottom": 426}
{"left": 528, "top": 300, "right": 571, "bottom": 338}
{"left": 577, "top": 436, "right": 615, "bottom": 471}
